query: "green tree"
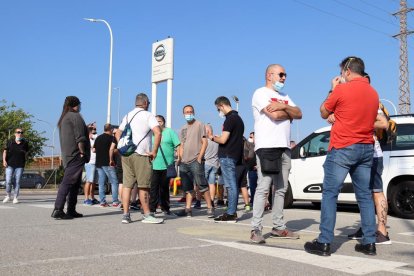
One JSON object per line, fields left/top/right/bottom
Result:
{"left": 0, "top": 99, "right": 47, "bottom": 175}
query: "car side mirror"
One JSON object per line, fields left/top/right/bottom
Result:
{"left": 299, "top": 146, "right": 306, "bottom": 158}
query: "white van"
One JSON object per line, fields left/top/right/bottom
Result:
{"left": 286, "top": 114, "right": 414, "bottom": 219}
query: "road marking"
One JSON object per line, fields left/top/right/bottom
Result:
{"left": 0, "top": 244, "right": 215, "bottom": 268}
{"left": 199, "top": 239, "right": 412, "bottom": 275}
{"left": 400, "top": 232, "right": 414, "bottom": 237}
{"left": 27, "top": 204, "right": 54, "bottom": 209}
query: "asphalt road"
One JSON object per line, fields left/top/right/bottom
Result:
{"left": 0, "top": 191, "right": 413, "bottom": 276}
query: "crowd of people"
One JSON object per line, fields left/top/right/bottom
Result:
{"left": 3, "top": 56, "right": 391, "bottom": 257}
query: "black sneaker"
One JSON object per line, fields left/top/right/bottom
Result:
{"left": 91, "top": 198, "right": 100, "bottom": 205}
{"left": 130, "top": 201, "right": 140, "bottom": 211}
{"left": 304, "top": 239, "right": 331, "bottom": 256}
{"left": 66, "top": 210, "right": 83, "bottom": 218}
{"left": 348, "top": 228, "right": 363, "bottom": 240}
{"left": 376, "top": 231, "right": 392, "bottom": 245}
{"left": 51, "top": 209, "right": 73, "bottom": 220}
{"left": 214, "top": 213, "right": 237, "bottom": 223}
{"left": 193, "top": 200, "right": 201, "bottom": 209}
{"left": 175, "top": 208, "right": 192, "bottom": 217}
{"left": 355, "top": 243, "right": 376, "bottom": 256}
{"left": 216, "top": 200, "right": 225, "bottom": 206}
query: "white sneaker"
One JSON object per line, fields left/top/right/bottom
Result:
{"left": 13, "top": 198, "right": 19, "bottom": 204}
{"left": 141, "top": 214, "right": 164, "bottom": 224}
{"left": 3, "top": 196, "right": 10, "bottom": 203}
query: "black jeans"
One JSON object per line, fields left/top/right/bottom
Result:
{"left": 149, "top": 169, "right": 170, "bottom": 212}
{"left": 54, "top": 157, "right": 85, "bottom": 212}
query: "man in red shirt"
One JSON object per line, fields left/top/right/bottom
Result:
{"left": 305, "top": 57, "right": 379, "bottom": 256}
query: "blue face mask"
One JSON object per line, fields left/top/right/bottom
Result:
{"left": 16, "top": 137, "right": 23, "bottom": 141}
{"left": 272, "top": 81, "right": 285, "bottom": 92}
{"left": 185, "top": 114, "right": 195, "bottom": 122}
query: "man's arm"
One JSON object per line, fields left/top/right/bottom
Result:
{"left": 109, "top": 142, "right": 116, "bottom": 166}
{"left": 149, "top": 126, "right": 161, "bottom": 161}
{"left": 265, "top": 102, "right": 302, "bottom": 120}
{"left": 210, "top": 131, "right": 230, "bottom": 144}
{"left": 320, "top": 101, "right": 331, "bottom": 119}
{"left": 321, "top": 76, "right": 341, "bottom": 119}
{"left": 3, "top": 149, "right": 7, "bottom": 167}
{"left": 198, "top": 137, "right": 208, "bottom": 163}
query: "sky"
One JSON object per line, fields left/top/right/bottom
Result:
{"left": 0, "top": 0, "right": 412, "bottom": 155}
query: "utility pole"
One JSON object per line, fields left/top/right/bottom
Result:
{"left": 393, "top": 0, "right": 414, "bottom": 114}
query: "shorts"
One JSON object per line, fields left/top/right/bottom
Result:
{"left": 236, "top": 165, "right": 247, "bottom": 188}
{"left": 369, "top": 157, "right": 384, "bottom": 192}
{"left": 85, "top": 163, "right": 97, "bottom": 183}
{"left": 180, "top": 160, "right": 209, "bottom": 193}
{"left": 205, "top": 165, "right": 218, "bottom": 184}
{"left": 122, "top": 153, "right": 153, "bottom": 189}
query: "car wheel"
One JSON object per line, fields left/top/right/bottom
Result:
{"left": 35, "top": 183, "right": 43, "bottom": 189}
{"left": 284, "top": 183, "right": 293, "bottom": 208}
{"left": 389, "top": 181, "right": 414, "bottom": 219}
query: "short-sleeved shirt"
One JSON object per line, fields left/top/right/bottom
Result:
{"left": 252, "top": 86, "right": 296, "bottom": 150}
{"left": 119, "top": 107, "right": 159, "bottom": 156}
{"left": 152, "top": 127, "right": 181, "bottom": 170}
{"left": 179, "top": 120, "right": 206, "bottom": 164}
{"left": 94, "top": 133, "right": 116, "bottom": 168}
{"left": 218, "top": 110, "right": 245, "bottom": 163}
{"left": 4, "top": 139, "right": 29, "bottom": 168}
{"left": 205, "top": 139, "right": 219, "bottom": 168}
{"left": 324, "top": 77, "right": 379, "bottom": 150}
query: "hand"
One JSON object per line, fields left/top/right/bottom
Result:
{"left": 327, "top": 114, "right": 335, "bottom": 124}
{"left": 147, "top": 150, "right": 157, "bottom": 161}
{"left": 197, "top": 157, "right": 203, "bottom": 164}
{"left": 3, "top": 161, "right": 7, "bottom": 168}
{"left": 331, "top": 76, "right": 341, "bottom": 90}
{"left": 109, "top": 160, "right": 115, "bottom": 167}
{"left": 266, "top": 101, "right": 285, "bottom": 112}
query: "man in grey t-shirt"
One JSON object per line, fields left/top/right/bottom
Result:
{"left": 175, "top": 105, "right": 214, "bottom": 218}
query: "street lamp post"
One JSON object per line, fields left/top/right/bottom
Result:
{"left": 113, "top": 87, "right": 121, "bottom": 125}
{"left": 84, "top": 18, "right": 113, "bottom": 124}
{"left": 380, "top": 99, "right": 398, "bottom": 116}
{"left": 232, "top": 95, "right": 240, "bottom": 111}
{"left": 37, "top": 119, "right": 57, "bottom": 187}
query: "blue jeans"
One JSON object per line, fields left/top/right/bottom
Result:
{"left": 219, "top": 157, "right": 238, "bottom": 215}
{"left": 97, "top": 166, "right": 119, "bottom": 203}
{"left": 5, "top": 167, "right": 23, "bottom": 197}
{"left": 318, "top": 144, "right": 376, "bottom": 245}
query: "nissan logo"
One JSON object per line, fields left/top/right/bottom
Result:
{"left": 154, "top": 45, "right": 166, "bottom": 62}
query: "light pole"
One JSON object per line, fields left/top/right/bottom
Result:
{"left": 380, "top": 99, "right": 398, "bottom": 116}
{"left": 36, "top": 119, "right": 57, "bottom": 186}
{"left": 113, "top": 87, "right": 121, "bottom": 125}
{"left": 232, "top": 95, "right": 239, "bottom": 111}
{"left": 84, "top": 18, "right": 113, "bottom": 124}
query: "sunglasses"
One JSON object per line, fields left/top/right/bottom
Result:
{"left": 272, "top": 72, "right": 287, "bottom": 78}
{"left": 15, "top": 131, "right": 24, "bottom": 134}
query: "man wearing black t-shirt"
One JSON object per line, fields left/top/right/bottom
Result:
{"left": 2, "top": 128, "right": 29, "bottom": 204}
{"left": 94, "top": 124, "right": 119, "bottom": 207}
{"left": 208, "top": 96, "right": 245, "bottom": 222}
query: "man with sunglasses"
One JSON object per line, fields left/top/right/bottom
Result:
{"left": 2, "top": 128, "right": 29, "bottom": 204}
{"left": 250, "top": 64, "right": 302, "bottom": 243}
{"left": 304, "top": 56, "right": 379, "bottom": 256}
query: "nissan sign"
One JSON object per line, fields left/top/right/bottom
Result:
{"left": 152, "top": 38, "right": 174, "bottom": 83}
{"left": 154, "top": 45, "right": 166, "bottom": 62}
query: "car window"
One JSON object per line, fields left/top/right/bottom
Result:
{"left": 302, "top": 132, "right": 330, "bottom": 157}
{"left": 394, "top": 123, "right": 414, "bottom": 150}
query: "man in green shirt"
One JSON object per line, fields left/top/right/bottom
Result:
{"left": 150, "top": 115, "right": 181, "bottom": 215}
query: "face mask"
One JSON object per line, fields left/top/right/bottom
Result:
{"left": 92, "top": 134, "right": 97, "bottom": 139}
{"left": 16, "top": 137, "right": 23, "bottom": 141}
{"left": 218, "top": 111, "right": 225, "bottom": 118}
{"left": 248, "top": 138, "right": 253, "bottom": 143}
{"left": 272, "top": 81, "right": 284, "bottom": 92}
{"left": 340, "top": 76, "right": 346, "bottom": 83}
{"left": 185, "top": 114, "right": 195, "bottom": 122}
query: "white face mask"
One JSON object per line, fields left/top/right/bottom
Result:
{"left": 340, "top": 76, "right": 346, "bottom": 83}
{"left": 218, "top": 111, "right": 225, "bottom": 118}
{"left": 248, "top": 138, "right": 253, "bottom": 143}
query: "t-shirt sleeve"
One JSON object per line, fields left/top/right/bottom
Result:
{"left": 285, "top": 95, "right": 296, "bottom": 107}
{"left": 119, "top": 115, "right": 127, "bottom": 131}
{"left": 148, "top": 114, "right": 159, "bottom": 130}
{"left": 73, "top": 114, "right": 88, "bottom": 144}
{"left": 324, "top": 86, "right": 341, "bottom": 112}
{"left": 170, "top": 129, "right": 181, "bottom": 148}
{"left": 252, "top": 90, "right": 269, "bottom": 113}
{"left": 222, "top": 117, "right": 234, "bottom": 133}
{"left": 200, "top": 122, "right": 206, "bottom": 139}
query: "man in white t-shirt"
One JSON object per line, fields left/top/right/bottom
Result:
{"left": 250, "top": 64, "right": 302, "bottom": 243}
{"left": 115, "top": 93, "right": 163, "bottom": 225}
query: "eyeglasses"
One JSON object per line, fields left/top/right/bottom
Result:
{"left": 271, "top": 72, "right": 287, "bottom": 78}
{"left": 15, "top": 131, "right": 24, "bottom": 134}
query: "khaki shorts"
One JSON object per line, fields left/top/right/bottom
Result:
{"left": 122, "top": 154, "right": 153, "bottom": 189}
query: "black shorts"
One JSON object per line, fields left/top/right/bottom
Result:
{"left": 236, "top": 165, "right": 247, "bottom": 188}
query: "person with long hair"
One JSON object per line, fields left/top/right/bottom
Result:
{"left": 51, "top": 96, "right": 90, "bottom": 220}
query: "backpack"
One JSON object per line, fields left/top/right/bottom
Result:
{"left": 117, "top": 111, "right": 144, "bottom": 156}
{"left": 376, "top": 102, "right": 397, "bottom": 146}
